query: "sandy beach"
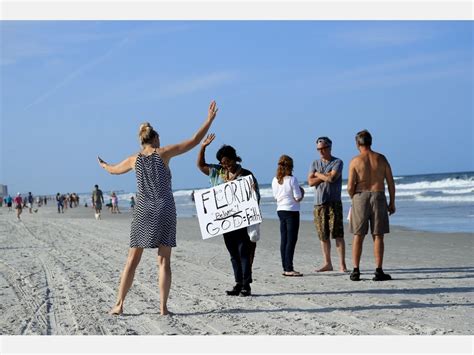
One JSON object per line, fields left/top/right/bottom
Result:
{"left": 0, "top": 204, "right": 472, "bottom": 336}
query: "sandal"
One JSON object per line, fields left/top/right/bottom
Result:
{"left": 282, "top": 271, "right": 303, "bottom": 277}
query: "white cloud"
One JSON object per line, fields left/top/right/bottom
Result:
{"left": 0, "top": 22, "right": 191, "bottom": 66}
{"left": 159, "top": 71, "right": 237, "bottom": 98}
{"left": 22, "top": 37, "right": 130, "bottom": 111}
{"left": 309, "top": 50, "right": 471, "bottom": 95}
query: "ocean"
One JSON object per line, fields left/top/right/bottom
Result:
{"left": 82, "top": 171, "right": 474, "bottom": 234}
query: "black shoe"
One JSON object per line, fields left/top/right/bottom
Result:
{"left": 350, "top": 270, "right": 361, "bottom": 281}
{"left": 239, "top": 285, "right": 251, "bottom": 297}
{"left": 373, "top": 270, "right": 392, "bottom": 281}
{"left": 226, "top": 284, "right": 242, "bottom": 296}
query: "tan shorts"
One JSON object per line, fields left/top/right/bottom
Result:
{"left": 313, "top": 201, "right": 344, "bottom": 241}
{"left": 349, "top": 191, "right": 389, "bottom": 236}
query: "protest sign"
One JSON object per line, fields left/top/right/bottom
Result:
{"left": 194, "top": 175, "right": 262, "bottom": 239}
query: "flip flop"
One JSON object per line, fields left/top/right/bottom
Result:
{"left": 282, "top": 271, "right": 303, "bottom": 277}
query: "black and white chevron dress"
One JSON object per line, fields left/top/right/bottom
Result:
{"left": 129, "top": 151, "right": 177, "bottom": 248}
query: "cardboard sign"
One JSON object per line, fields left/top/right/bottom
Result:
{"left": 194, "top": 175, "right": 262, "bottom": 239}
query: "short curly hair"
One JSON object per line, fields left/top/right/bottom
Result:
{"left": 216, "top": 145, "right": 242, "bottom": 163}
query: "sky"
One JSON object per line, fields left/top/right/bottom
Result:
{"left": 1, "top": 20, "right": 473, "bottom": 195}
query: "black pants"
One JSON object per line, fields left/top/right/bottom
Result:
{"left": 223, "top": 227, "right": 252, "bottom": 286}
{"left": 277, "top": 210, "right": 300, "bottom": 272}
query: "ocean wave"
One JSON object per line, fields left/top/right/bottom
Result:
{"left": 258, "top": 186, "right": 314, "bottom": 199}
{"left": 414, "top": 195, "right": 474, "bottom": 203}
{"left": 173, "top": 189, "right": 196, "bottom": 197}
{"left": 396, "top": 177, "right": 474, "bottom": 190}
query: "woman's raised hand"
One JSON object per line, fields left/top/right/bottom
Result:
{"left": 97, "top": 156, "right": 107, "bottom": 168}
{"left": 207, "top": 100, "right": 218, "bottom": 122}
{"left": 201, "top": 133, "right": 216, "bottom": 148}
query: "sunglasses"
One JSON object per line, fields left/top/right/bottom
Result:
{"left": 316, "top": 136, "right": 332, "bottom": 146}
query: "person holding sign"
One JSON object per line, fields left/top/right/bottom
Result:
{"left": 197, "top": 135, "right": 260, "bottom": 297}
{"left": 98, "top": 101, "right": 218, "bottom": 316}
{"left": 272, "top": 155, "right": 305, "bottom": 277}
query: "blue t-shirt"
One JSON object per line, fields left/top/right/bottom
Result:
{"left": 308, "top": 157, "right": 343, "bottom": 205}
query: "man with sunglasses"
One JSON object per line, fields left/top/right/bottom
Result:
{"left": 347, "top": 130, "right": 396, "bottom": 282}
{"left": 308, "top": 137, "right": 347, "bottom": 273}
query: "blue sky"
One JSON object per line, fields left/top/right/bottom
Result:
{"left": 1, "top": 21, "right": 472, "bottom": 195}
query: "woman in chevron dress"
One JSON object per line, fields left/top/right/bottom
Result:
{"left": 98, "top": 101, "right": 218, "bottom": 316}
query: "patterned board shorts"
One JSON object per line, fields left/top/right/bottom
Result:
{"left": 313, "top": 201, "right": 344, "bottom": 241}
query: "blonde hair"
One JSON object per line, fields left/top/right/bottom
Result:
{"left": 139, "top": 122, "right": 157, "bottom": 145}
{"left": 276, "top": 155, "right": 294, "bottom": 184}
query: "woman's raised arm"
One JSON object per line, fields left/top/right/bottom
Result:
{"left": 161, "top": 101, "right": 218, "bottom": 163}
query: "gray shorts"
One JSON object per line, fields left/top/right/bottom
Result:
{"left": 349, "top": 191, "right": 389, "bottom": 236}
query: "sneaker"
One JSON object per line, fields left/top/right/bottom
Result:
{"left": 240, "top": 285, "right": 251, "bottom": 297}
{"left": 350, "top": 270, "right": 361, "bottom": 281}
{"left": 225, "top": 284, "right": 242, "bottom": 296}
{"left": 373, "top": 270, "right": 392, "bottom": 281}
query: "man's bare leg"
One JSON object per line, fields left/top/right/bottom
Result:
{"left": 372, "top": 235, "right": 391, "bottom": 280}
{"left": 110, "top": 248, "right": 144, "bottom": 315}
{"left": 335, "top": 237, "right": 347, "bottom": 272}
{"left": 157, "top": 246, "right": 172, "bottom": 315}
{"left": 350, "top": 234, "right": 365, "bottom": 281}
{"left": 317, "top": 240, "right": 333, "bottom": 272}
{"left": 373, "top": 235, "right": 384, "bottom": 268}
{"left": 352, "top": 234, "right": 365, "bottom": 268}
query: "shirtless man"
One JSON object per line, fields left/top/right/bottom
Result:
{"left": 347, "top": 130, "right": 396, "bottom": 281}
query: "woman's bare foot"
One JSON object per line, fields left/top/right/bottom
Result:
{"left": 340, "top": 265, "right": 348, "bottom": 272}
{"left": 316, "top": 264, "right": 334, "bottom": 272}
{"left": 160, "top": 307, "right": 172, "bottom": 316}
{"left": 109, "top": 304, "right": 123, "bottom": 315}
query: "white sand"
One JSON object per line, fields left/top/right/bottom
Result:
{"left": 0, "top": 204, "right": 472, "bottom": 335}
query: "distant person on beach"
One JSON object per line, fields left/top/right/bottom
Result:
{"left": 92, "top": 185, "right": 104, "bottom": 220}
{"left": 308, "top": 136, "right": 347, "bottom": 273}
{"left": 98, "top": 100, "right": 218, "bottom": 316}
{"left": 5, "top": 195, "right": 13, "bottom": 211}
{"left": 197, "top": 133, "right": 260, "bottom": 297}
{"left": 28, "top": 192, "right": 35, "bottom": 212}
{"left": 14, "top": 193, "right": 23, "bottom": 220}
{"left": 347, "top": 130, "right": 396, "bottom": 282}
{"left": 111, "top": 192, "right": 121, "bottom": 214}
{"left": 272, "top": 155, "right": 305, "bottom": 277}
{"left": 129, "top": 196, "right": 135, "bottom": 210}
{"left": 56, "top": 193, "right": 64, "bottom": 213}
{"left": 106, "top": 199, "right": 113, "bottom": 212}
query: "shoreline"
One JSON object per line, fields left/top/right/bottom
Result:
{"left": 0, "top": 204, "right": 472, "bottom": 335}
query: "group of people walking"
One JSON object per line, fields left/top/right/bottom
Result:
{"left": 97, "top": 100, "right": 396, "bottom": 316}
{"left": 7, "top": 192, "right": 49, "bottom": 220}
{"left": 55, "top": 192, "right": 81, "bottom": 214}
